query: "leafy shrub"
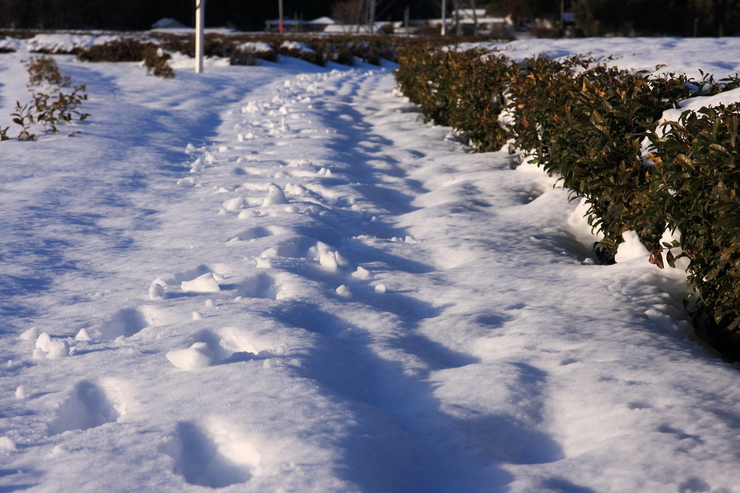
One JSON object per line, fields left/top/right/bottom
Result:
{"left": 517, "top": 64, "right": 690, "bottom": 257}
{"left": 507, "top": 57, "right": 740, "bottom": 260}
{"left": 647, "top": 104, "right": 740, "bottom": 358}
{"left": 394, "top": 45, "right": 740, "bottom": 359}
{"left": 507, "top": 55, "right": 589, "bottom": 159}
{"left": 77, "top": 38, "right": 154, "bottom": 62}
{"left": 3, "top": 56, "right": 88, "bottom": 141}
{"left": 25, "top": 54, "right": 72, "bottom": 87}
{"left": 395, "top": 43, "right": 513, "bottom": 151}
{"left": 393, "top": 42, "right": 433, "bottom": 107}
{"left": 229, "top": 47, "right": 259, "bottom": 66}
{"left": 142, "top": 45, "right": 175, "bottom": 79}
{"left": 77, "top": 38, "right": 175, "bottom": 78}
{"left": 229, "top": 43, "right": 277, "bottom": 65}
{"left": 277, "top": 42, "right": 323, "bottom": 66}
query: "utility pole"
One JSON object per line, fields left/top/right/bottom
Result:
{"left": 441, "top": 0, "right": 446, "bottom": 35}
{"left": 279, "top": 0, "right": 284, "bottom": 34}
{"left": 560, "top": 0, "right": 564, "bottom": 37}
{"left": 454, "top": 0, "right": 461, "bottom": 36}
{"left": 195, "top": 0, "right": 204, "bottom": 73}
{"left": 356, "top": 0, "right": 365, "bottom": 33}
{"left": 369, "top": 0, "right": 376, "bottom": 34}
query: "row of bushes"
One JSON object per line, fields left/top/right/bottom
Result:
{"left": 70, "top": 34, "right": 413, "bottom": 77}
{"left": 395, "top": 44, "right": 740, "bottom": 360}
{"left": 1, "top": 32, "right": 406, "bottom": 72}
{"left": 1, "top": 31, "right": 495, "bottom": 71}
{"left": 78, "top": 33, "right": 490, "bottom": 67}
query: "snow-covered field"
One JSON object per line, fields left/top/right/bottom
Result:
{"left": 1, "top": 35, "right": 740, "bottom": 493}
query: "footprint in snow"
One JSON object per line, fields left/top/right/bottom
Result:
{"left": 48, "top": 381, "right": 120, "bottom": 434}
{"left": 99, "top": 308, "right": 151, "bottom": 340}
{"left": 160, "top": 420, "right": 260, "bottom": 488}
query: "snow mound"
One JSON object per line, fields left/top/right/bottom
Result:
{"left": 262, "top": 184, "right": 289, "bottom": 206}
{"left": 166, "top": 342, "right": 216, "bottom": 370}
{"left": 181, "top": 273, "right": 221, "bottom": 293}
{"left": 237, "top": 41, "right": 273, "bottom": 53}
{"left": 281, "top": 41, "right": 315, "bottom": 54}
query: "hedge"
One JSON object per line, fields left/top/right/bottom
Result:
{"left": 394, "top": 44, "right": 740, "bottom": 360}
{"left": 647, "top": 104, "right": 740, "bottom": 357}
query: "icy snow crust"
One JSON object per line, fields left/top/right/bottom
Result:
{"left": 1, "top": 37, "right": 740, "bottom": 492}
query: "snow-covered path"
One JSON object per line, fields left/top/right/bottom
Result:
{"left": 2, "top": 40, "right": 740, "bottom": 493}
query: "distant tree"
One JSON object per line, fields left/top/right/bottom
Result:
{"left": 331, "top": 0, "right": 367, "bottom": 24}
{"left": 477, "top": 0, "right": 560, "bottom": 29}
{"left": 573, "top": 0, "right": 740, "bottom": 37}
{"left": 688, "top": 0, "right": 740, "bottom": 36}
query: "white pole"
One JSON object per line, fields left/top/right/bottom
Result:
{"left": 441, "top": 0, "right": 446, "bottom": 35}
{"left": 195, "top": 0, "right": 204, "bottom": 73}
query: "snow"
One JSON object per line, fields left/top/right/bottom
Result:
{"left": 166, "top": 342, "right": 216, "bottom": 370}
{"left": 25, "top": 33, "right": 123, "bottom": 53}
{"left": 1, "top": 36, "right": 740, "bottom": 492}
{"left": 280, "top": 41, "right": 316, "bottom": 55}
{"left": 237, "top": 41, "right": 273, "bottom": 54}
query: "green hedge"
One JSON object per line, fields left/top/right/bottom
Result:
{"left": 648, "top": 105, "right": 740, "bottom": 356}
{"left": 396, "top": 43, "right": 512, "bottom": 151}
{"left": 513, "top": 63, "right": 695, "bottom": 258}
{"left": 394, "top": 45, "right": 740, "bottom": 360}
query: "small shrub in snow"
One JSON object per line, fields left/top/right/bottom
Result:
{"left": 142, "top": 45, "right": 175, "bottom": 79}
{"left": 78, "top": 39, "right": 175, "bottom": 78}
{"left": 10, "top": 101, "right": 36, "bottom": 140}
{"left": 25, "top": 54, "right": 71, "bottom": 87}
{"left": 3, "top": 56, "right": 89, "bottom": 141}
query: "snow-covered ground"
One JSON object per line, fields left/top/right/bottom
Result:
{"left": 1, "top": 36, "right": 740, "bottom": 493}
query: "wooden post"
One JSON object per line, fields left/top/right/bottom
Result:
{"left": 195, "top": 0, "right": 204, "bottom": 73}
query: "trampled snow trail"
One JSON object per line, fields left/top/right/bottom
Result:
{"left": 2, "top": 45, "right": 740, "bottom": 493}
